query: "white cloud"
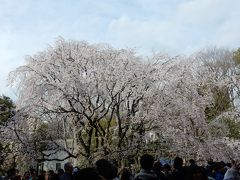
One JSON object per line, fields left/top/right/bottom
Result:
{"left": 0, "top": 0, "right": 239, "bottom": 99}
{"left": 106, "top": 0, "right": 240, "bottom": 54}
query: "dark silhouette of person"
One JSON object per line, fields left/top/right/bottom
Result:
{"left": 168, "top": 157, "right": 186, "bottom": 180}
{"left": 162, "top": 164, "right": 171, "bottom": 178}
{"left": 187, "top": 166, "right": 208, "bottom": 180}
{"left": 60, "top": 162, "right": 73, "bottom": 180}
{"left": 119, "top": 167, "right": 133, "bottom": 180}
{"left": 48, "top": 170, "right": 59, "bottom": 180}
{"left": 153, "top": 161, "right": 166, "bottom": 180}
{"left": 5, "top": 168, "right": 20, "bottom": 180}
{"left": 74, "top": 167, "right": 104, "bottom": 180}
{"left": 38, "top": 170, "right": 46, "bottom": 180}
{"left": 95, "top": 159, "right": 118, "bottom": 180}
{"left": 134, "top": 154, "right": 158, "bottom": 180}
{"left": 57, "top": 169, "right": 64, "bottom": 178}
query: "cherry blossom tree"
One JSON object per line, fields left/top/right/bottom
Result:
{"left": 147, "top": 50, "right": 240, "bottom": 161}
{"left": 9, "top": 38, "right": 160, "bottom": 164}
{"left": 7, "top": 39, "right": 240, "bottom": 165}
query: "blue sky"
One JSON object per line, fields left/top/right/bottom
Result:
{"left": 0, "top": 0, "right": 240, "bottom": 99}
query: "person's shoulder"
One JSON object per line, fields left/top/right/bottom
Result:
{"left": 60, "top": 174, "right": 72, "bottom": 180}
{"left": 208, "top": 177, "right": 215, "bottom": 180}
{"left": 134, "top": 171, "right": 158, "bottom": 180}
{"left": 224, "top": 168, "right": 240, "bottom": 180}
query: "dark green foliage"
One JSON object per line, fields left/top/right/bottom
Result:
{"left": 205, "top": 86, "right": 232, "bottom": 122}
{"left": 224, "top": 118, "right": 240, "bottom": 139}
{"left": 0, "top": 95, "right": 15, "bottom": 174}
{"left": 0, "top": 95, "right": 15, "bottom": 125}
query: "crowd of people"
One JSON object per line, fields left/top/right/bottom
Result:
{"left": 1, "top": 154, "right": 240, "bottom": 180}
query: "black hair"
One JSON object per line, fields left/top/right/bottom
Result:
{"left": 173, "top": 157, "right": 183, "bottom": 169}
{"left": 140, "top": 154, "right": 154, "bottom": 170}
{"left": 95, "top": 159, "right": 117, "bottom": 180}
{"left": 74, "top": 168, "right": 102, "bottom": 180}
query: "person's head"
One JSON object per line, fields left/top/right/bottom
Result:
{"left": 64, "top": 162, "right": 73, "bottom": 174}
{"left": 119, "top": 168, "right": 132, "bottom": 180}
{"left": 48, "top": 170, "right": 54, "bottom": 176}
{"left": 215, "top": 162, "right": 225, "bottom": 173}
{"left": 173, "top": 157, "right": 183, "bottom": 170}
{"left": 23, "top": 171, "right": 30, "bottom": 180}
{"left": 95, "top": 159, "right": 117, "bottom": 180}
{"left": 15, "top": 169, "right": 19, "bottom": 175}
{"left": 24, "top": 171, "right": 30, "bottom": 177}
{"left": 140, "top": 154, "right": 154, "bottom": 171}
{"left": 48, "top": 170, "right": 59, "bottom": 180}
{"left": 188, "top": 166, "right": 208, "bottom": 180}
{"left": 57, "top": 169, "right": 64, "bottom": 176}
{"left": 74, "top": 168, "right": 103, "bottom": 180}
{"left": 189, "top": 159, "right": 196, "bottom": 165}
{"left": 163, "top": 164, "right": 171, "bottom": 172}
{"left": 7, "top": 168, "right": 16, "bottom": 177}
{"left": 207, "top": 159, "right": 213, "bottom": 166}
{"left": 153, "top": 161, "right": 163, "bottom": 172}
{"left": 30, "top": 168, "right": 36, "bottom": 177}
{"left": 73, "top": 167, "right": 80, "bottom": 176}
